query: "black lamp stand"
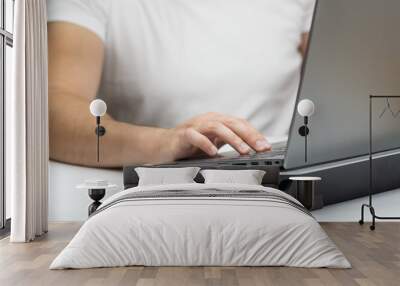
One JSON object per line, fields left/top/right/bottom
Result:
{"left": 88, "top": 116, "right": 106, "bottom": 215}
{"left": 95, "top": 116, "right": 106, "bottom": 162}
{"left": 359, "top": 95, "right": 400, "bottom": 230}
{"left": 298, "top": 116, "right": 310, "bottom": 162}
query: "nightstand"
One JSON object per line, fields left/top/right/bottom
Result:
{"left": 77, "top": 180, "right": 117, "bottom": 216}
{"left": 289, "top": 177, "right": 322, "bottom": 210}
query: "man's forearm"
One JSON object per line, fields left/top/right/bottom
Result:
{"left": 49, "top": 93, "right": 174, "bottom": 168}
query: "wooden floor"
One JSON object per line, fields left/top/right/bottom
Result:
{"left": 0, "top": 222, "right": 399, "bottom": 286}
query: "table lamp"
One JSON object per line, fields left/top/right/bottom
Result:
{"left": 89, "top": 99, "right": 107, "bottom": 162}
{"left": 297, "top": 99, "right": 315, "bottom": 163}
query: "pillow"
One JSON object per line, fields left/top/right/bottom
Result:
{"left": 135, "top": 167, "right": 200, "bottom": 186}
{"left": 200, "top": 169, "right": 266, "bottom": 185}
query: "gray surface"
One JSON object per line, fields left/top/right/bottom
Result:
{"left": 285, "top": 0, "right": 400, "bottom": 169}
{"left": 281, "top": 151, "right": 400, "bottom": 206}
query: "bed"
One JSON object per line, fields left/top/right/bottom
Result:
{"left": 50, "top": 177, "right": 350, "bottom": 269}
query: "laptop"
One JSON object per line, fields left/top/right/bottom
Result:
{"left": 153, "top": 0, "right": 400, "bottom": 171}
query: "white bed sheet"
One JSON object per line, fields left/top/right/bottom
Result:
{"left": 50, "top": 183, "right": 350, "bottom": 269}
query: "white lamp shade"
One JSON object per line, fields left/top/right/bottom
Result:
{"left": 297, "top": 99, "right": 315, "bottom": 117}
{"left": 90, "top": 99, "right": 107, "bottom": 117}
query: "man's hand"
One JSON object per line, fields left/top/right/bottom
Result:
{"left": 167, "top": 112, "right": 272, "bottom": 160}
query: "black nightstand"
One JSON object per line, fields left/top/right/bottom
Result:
{"left": 289, "top": 177, "right": 322, "bottom": 210}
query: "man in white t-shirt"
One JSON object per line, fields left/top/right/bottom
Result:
{"left": 48, "top": 0, "right": 315, "bottom": 167}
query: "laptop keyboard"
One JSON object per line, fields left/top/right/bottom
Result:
{"left": 174, "top": 144, "right": 287, "bottom": 165}
{"left": 237, "top": 148, "right": 286, "bottom": 159}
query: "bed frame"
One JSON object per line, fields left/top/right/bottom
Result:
{"left": 123, "top": 149, "right": 400, "bottom": 211}
{"left": 123, "top": 165, "right": 281, "bottom": 190}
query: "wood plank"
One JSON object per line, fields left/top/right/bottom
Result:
{"left": 0, "top": 222, "right": 399, "bottom": 286}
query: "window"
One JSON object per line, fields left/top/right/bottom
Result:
{"left": 0, "top": 0, "right": 14, "bottom": 235}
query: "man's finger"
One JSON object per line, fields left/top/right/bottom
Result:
{"left": 184, "top": 128, "right": 218, "bottom": 156}
{"left": 198, "top": 121, "right": 251, "bottom": 155}
{"left": 221, "top": 116, "right": 271, "bottom": 152}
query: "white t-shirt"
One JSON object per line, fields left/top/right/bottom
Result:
{"left": 47, "top": 0, "right": 315, "bottom": 137}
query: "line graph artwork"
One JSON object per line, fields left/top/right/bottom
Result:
{"left": 378, "top": 98, "right": 400, "bottom": 118}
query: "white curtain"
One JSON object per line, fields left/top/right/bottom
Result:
{"left": 8, "top": 0, "right": 49, "bottom": 242}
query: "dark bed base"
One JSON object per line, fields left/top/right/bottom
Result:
{"left": 280, "top": 150, "right": 400, "bottom": 207}
{"left": 123, "top": 150, "right": 400, "bottom": 209}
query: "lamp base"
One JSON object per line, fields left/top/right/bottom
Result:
{"left": 88, "top": 188, "right": 106, "bottom": 216}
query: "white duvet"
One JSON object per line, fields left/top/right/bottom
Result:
{"left": 50, "top": 183, "right": 350, "bottom": 269}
